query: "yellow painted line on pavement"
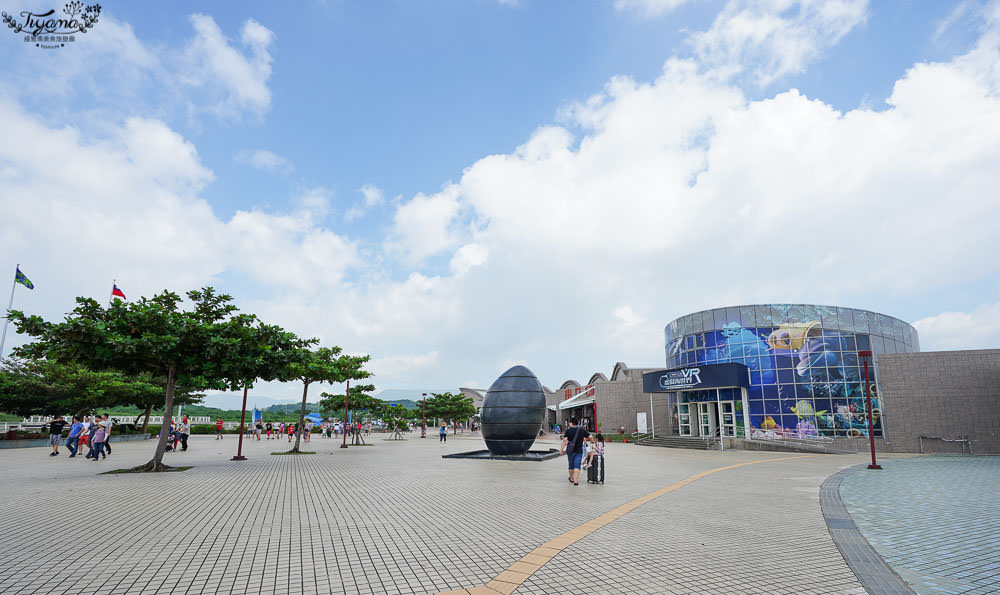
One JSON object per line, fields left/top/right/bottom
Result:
{"left": 433, "top": 454, "right": 816, "bottom": 595}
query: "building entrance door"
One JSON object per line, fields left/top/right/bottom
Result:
{"left": 718, "top": 401, "right": 736, "bottom": 437}
{"left": 697, "top": 402, "right": 716, "bottom": 437}
{"left": 678, "top": 403, "right": 692, "bottom": 436}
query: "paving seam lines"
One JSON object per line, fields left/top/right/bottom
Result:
{"left": 821, "top": 463, "right": 919, "bottom": 595}
{"left": 432, "top": 454, "right": 817, "bottom": 595}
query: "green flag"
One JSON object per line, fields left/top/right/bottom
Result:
{"left": 15, "top": 266, "right": 33, "bottom": 290}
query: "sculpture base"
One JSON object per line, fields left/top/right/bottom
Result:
{"left": 442, "top": 449, "right": 560, "bottom": 461}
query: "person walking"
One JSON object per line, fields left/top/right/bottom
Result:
{"left": 47, "top": 415, "right": 67, "bottom": 457}
{"left": 84, "top": 418, "right": 101, "bottom": 459}
{"left": 216, "top": 418, "right": 224, "bottom": 440}
{"left": 66, "top": 416, "right": 84, "bottom": 458}
{"left": 100, "top": 414, "right": 114, "bottom": 456}
{"left": 91, "top": 422, "right": 107, "bottom": 461}
{"left": 304, "top": 419, "right": 313, "bottom": 443}
{"left": 254, "top": 419, "right": 263, "bottom": 441}
{"left": 287, "top": 423, "right": 295, "bottom": 443}
{"left": 560, "top": 417, "right": 590, "bottom": 486}
{"left": 265, "top": 420, "right": 273, "bottom": 440}
{"left": 439, "top": 422, "right": 447, "bottom": 446}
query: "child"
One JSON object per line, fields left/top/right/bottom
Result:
{"left": 584, "top": 433, "right": 605, "bottom": 469}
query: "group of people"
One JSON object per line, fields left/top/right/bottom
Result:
{"left": 559, "top": 416, "right": 606, "bottom": 486}
{"left": 230, "top": 419, "right": 378, "bottom": 442}
{"left": 156, "top": 417, "right": 191, "bottom": 452}
{"left": 46, "top": 414, "right": 114, "bottom": 461}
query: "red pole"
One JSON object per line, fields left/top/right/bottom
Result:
{"left": 859, "top": 350, "right": 882, "bottom": 470}
{"left": 592, "top": 401, "right": 597, "bottom": 432}
{"left": 232, "top": 386, "right": 248, "bottom": 461}
{"left": 340, "top": 381, "right": 350, "bottom": 449}
{"left": 421, "top": 393, "right": 427, "bottom": 438}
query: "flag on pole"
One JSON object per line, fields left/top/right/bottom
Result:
{"left": 14, "top": 266, "right": 33, "bottom": 290}
{"left": 112, "top": 284, "right": 126, "bottom": 300}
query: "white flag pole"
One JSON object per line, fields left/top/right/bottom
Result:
{"left": 0, "top": 264, "right": 21, "bottom": 359}
{"left": 110, "top": 279, "right": 115, "bottom": 306}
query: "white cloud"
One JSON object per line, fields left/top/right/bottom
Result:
{"left": 344, "top": 184, "right": 386, "bottom": 222}
{"left": 179, "top": 15, "right": 275, "bottom": 119}
{"left": 384, "top": 185, "right": 463, "bottom": 263}
{"left": 235, "top": 149, "right": 293, "bottom": 174}
{"left": 691, "top": 0, "right": 869, "bottom": 85}
{"left": 913, "top": 302, "right": 1000, "bottom": 351}
{"left": 449, "top": 243, "right": 489, "bottom": 276}
{"left": 614, "top": 0, "right": 692, "bottom": 18}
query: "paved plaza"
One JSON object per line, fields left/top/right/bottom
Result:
{"left": 0, "top": 433, "right": 994, "bottom": 594}
{"left": 839, "top": 456, "right": 1000, "bottom": 595}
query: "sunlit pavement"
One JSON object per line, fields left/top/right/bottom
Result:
{"left": 0, "top": 433, "right": 904, "bottom": 594}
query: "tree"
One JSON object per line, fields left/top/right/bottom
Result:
{"left": 285, "top": 348, "right": 370, "bottom": 453}
{"left": 0, "top": 358, "right": 162, "bottom": 418}
{"left": 375, "top": 402, "right": 410, "bottom": 440}
{"left": 320, "top": 383, "right": 377, "bottom": 444}
{"left": 10, "top": 288, "right": 304, "bottom": 471}
{"left": 425, "top": 392, "right": 477, "bottom": 434}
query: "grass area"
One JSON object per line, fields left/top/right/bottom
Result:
{"left": 271, "top": 451, "right": 316, "bottom": 455}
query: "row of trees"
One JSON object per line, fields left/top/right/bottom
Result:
{"left": 4, "top": 287, "right": 371, "bottom": 471}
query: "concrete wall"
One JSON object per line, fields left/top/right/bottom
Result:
{"left": 878, "top": 349, "right": 1000, "bottom": 454}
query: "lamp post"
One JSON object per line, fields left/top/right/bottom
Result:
{"left": 421, "top": 393, "right": 427, "bottom": 438}
{"left": 858, "top": 350, "right": 882, "bottom": 470}
{"left": 340, "top": 381, "right": 350, "bottom": 449}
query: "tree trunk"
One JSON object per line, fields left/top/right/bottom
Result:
{"left": 144, "top": 364, "right": 176, "bottom": 471}
{"left": 291, "top": 380, "right": 309, "bottom": 452}
{"left": 140, "top": 402, "right": 153, "bottom": 434}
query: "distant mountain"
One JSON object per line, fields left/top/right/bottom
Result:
{"left": 201, "top": 393, "right": 300, "bottom": 411}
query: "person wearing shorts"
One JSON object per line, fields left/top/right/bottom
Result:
{"left": 216, "top": 418, "right": 224, "bottom": 440}
{"left": 47, "top": 415, "right": 67, "bottom": 456}
{"left": 287, "top": 423, "right": 295, "bottom": 442}
{"left": 560, "top": 417, "right": 589, "bottom": 486}
{"left": 304, "top": 420, "right": 313, "bottom": 443}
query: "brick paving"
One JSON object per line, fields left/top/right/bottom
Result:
{"left": 839, "top": 456, "right": 1000, "bottom": 595}
{"left": 1, "top": 433, "right": 872, "bottom": 594}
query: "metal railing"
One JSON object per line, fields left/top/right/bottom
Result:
{"left": 919, "top": 435, "right": 974, "bottom": 455}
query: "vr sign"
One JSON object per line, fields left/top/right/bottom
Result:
{"left": 642, "top": 362, "right": 750, "bottom": 393}
{"left": 659, "top": 368, "right": 702, "bottom": 389}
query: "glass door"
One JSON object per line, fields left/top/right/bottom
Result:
{"left": 697, "top": 402, "right": 715, "bottom": 437}
{"left": 678, "top": 403, "right": 692, "bottom": 436}
{"left": 719, "top": 401, "right": 736, "bottom": 437}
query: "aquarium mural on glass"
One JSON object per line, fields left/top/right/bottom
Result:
{"left": 665, "top": 305, "right": 918, "bottom": 439}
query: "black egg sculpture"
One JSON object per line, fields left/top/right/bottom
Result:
{"left": 481, "top": 365, "right": 546, "bottom": 455}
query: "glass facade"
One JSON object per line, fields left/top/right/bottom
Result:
{"left": 665, "top": 304, "right": 918, "bottom": 439}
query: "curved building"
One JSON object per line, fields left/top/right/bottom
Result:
{"left": 663, "top": 304, "right": 918, "bottom": 440}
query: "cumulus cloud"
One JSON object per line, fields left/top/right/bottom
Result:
{"left": 691, "top": 0, "right": 869, "bottom": 85}
{"left": 179, "top": 15, "right": 275, "bottom": 119}
{"left": 235, "top": 149, "right": 293, "bottom": 174}
{"left": 913, "top": 302, "right": 1000, "bottom": 351}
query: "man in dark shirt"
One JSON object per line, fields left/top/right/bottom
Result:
{"left": 560, "top": 417, "right": 590, "bottom": 486}
{"left": 48, "top": 415, "right": 67, "bottom": 457}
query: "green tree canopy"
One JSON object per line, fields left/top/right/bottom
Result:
{"left": 10, "top": 287, "right": 305, "bottom": 471}
{"left": 425, "top": 392, "right": 477, "bottom": 433}
{"left": 285, "top": 347, "right": 371, "bottom": 452}
{"left": 0, "top": 358, "right": 163, "bottom": 418}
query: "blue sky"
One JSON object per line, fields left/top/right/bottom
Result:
{"left": 1, "top": 0, "right": 999, "bottom": 405}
